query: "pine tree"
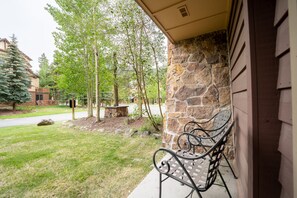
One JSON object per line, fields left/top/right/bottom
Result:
{"left": 2, "top": 35, "right": 31, "bottom": 110}
{"left": 38, "top": 53, "right": 52, "bottom": 88}
{"left": 0, "top": 58, "right": 10, "bottom": 102}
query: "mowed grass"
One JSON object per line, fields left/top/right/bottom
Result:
{"left": 0, "top": 105, "right": 87, "bottom": 119}
{"left": 0, "top": 124, "right": 161, "bottom": 197}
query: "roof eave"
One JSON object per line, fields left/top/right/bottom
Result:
{"left": 135, "top": 0, "right": 176, "bottom": 43}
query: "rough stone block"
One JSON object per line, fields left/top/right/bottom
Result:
{"left": 188, "top": 51, "right": 204, "bottom": 63}
{"left": 175, "top": 101, "right": 187, "bottom": 112}
{"left": 177, "top": 117, "right": 193, "bottom": 126}
{"left": 166, "top": 100, "right": 175, "bottom": 113}
{"left": 167, "top": 118, "right": 180, "bottom": 132}
{"left": 182, "top": 65, "right": 212, "bottom": 86}
{"left": 213, "top": 67, "right": 230, "bottom": 87}
{"left": 202, "top": 85, "right": 219, "bottom": 106}
{"left": 187, "top": 62, "right": 199, "bottom": 72}
{"left": 206, "top": 54, "right": 219, "bottom": 64}
{"left": 104, "top": 106, "right": 128, "bottom": 118}
{"left": 163, "top": 133, "right": 173, "bottom": 144}
{"left": 187, "top": 106, "right": 213, "bottom": 119}
{"left": 175, "top": 85, "right": 206, "bottom": 101}
{"left": 218, "top": 87, "right": 231, "bottom": 107}
{"left": 187, "top": 97, "right": 201, "bottom": 106}
{"left": 168, "top": 112, "right": 185, "bottom": 118}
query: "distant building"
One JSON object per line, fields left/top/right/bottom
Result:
{"left": 0, "top": 38, "right": 50, "bottom": 105}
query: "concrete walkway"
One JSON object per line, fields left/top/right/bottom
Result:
{"left": 0, "top": 111, "right": 92, "bottom": 128}
{"left": 128, "top": 157, "right": 237, "bottom": 198}
{"left": 0, "top": 104, "right": 165, "bottom": 128}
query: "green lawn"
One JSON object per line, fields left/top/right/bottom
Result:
{"left": 0, "top": 124, "right": 161, "bottom": 197}
{"left": 0, "top": 105, "right": 87, "bottom": 119}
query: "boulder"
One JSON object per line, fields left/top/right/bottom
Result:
{"left": 37, "top": 119, "right": 54, "bottom": 126}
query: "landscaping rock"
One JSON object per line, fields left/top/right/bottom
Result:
{"left": 152, "top": 133, "right": 162, "bottom": 139}
{"left": 141, "top": 131, "right": 151, "bottom": 137}
{"left": 115, "top": 128, "right": 124, "bottom": 134}
{"left": 130, "top": 130, "right": 139, "bottom": 137}
{"left": 97, "top": 128, "right": 105, "bottom": 133}
{"left": 37, "top": 119, "right": 54, "bottom": 126}
{"left": 66, "top": 122, "right": 75, "bottom": 128}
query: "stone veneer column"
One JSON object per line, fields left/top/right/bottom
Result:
{"left": 164, "top": 30, "right": 231, "bottom": 150}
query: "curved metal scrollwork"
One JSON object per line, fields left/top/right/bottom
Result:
{"left": 177, "top": 132, "right": 203, "bottom": 151}
{"left": 153, "top": 149, "right": 171, "bottom": 174}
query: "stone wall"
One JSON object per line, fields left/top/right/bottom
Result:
{"left": 164, "top": 30, "right": 232, "bottom": 152}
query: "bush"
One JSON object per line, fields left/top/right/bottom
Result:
{"left": 139, "top": 115, "right": 163, "bottom": 133}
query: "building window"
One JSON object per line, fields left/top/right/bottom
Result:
{"left": 36, "top": 94, "right": 43, "bottom": 101}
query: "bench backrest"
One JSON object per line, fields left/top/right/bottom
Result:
{"left": 205, "top": 122, "right": 233, "bottom": 189}
{"left": 212, "top": 110, "right": 232, "bottom": 131}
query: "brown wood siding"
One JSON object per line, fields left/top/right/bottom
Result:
{"left": 233, "top": 92, "right": 247, "bottom": 113}
{"left": 274, "top": 0, "right": 293, "bottom": 197}
{"left": 279, "top": 89, "right": 292, "bottom": 124}
{"left": 275, "top": 17, "right": 290, "bottom": 57}
{"left": 234, "top": 107, "right": 249, "bottom": 197}
{"left": 277, "top": 53, "right": 291, "bottom": 89}
{"left": 230, "top": 0, "right": 282, "bottom": 197}
{"left": 279, "top": 155, "right": 293, "bottom": 198}
{"left": 278, "top": 123, "right": 293, "bottom": 161}
{"left": 274, "top": 0, "right": 288, "bottom": 26}
{"left": 232, "top": 69, "right": 247, "bottom": 93}
{"left": 248, "top": 0, "right": 281, "bottom": 197}
{"left": 231, "top": 49, "right": 246, "bottom": 80}
{"left": 228, "top": 0, "right": 250, "bottom": 197}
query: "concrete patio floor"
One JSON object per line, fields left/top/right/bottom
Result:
{"left": 128, "top": 158, "right": 237, "bottom": 198}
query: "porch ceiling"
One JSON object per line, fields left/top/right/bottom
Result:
{"left": 135, "top": 0, "right": 232, "bottom": 43}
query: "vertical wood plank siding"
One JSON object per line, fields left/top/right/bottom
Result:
{"left": 274, "top": 0, "right": 293, "bottom": 197}
{"left": 229, "top": 0, "right": 282, "bottom": 197}
{"left": 250, "top": 0, "right": 282, "bottom": 197}
{"left": 228, "top": 0, "right": 250, "bottom": 197}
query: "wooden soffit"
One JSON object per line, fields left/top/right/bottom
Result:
{"left": 135, "top": 0, "right": 232, "bottom": 43}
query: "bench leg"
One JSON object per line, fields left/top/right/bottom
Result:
{"left": 159, "top": 173, "right": 162, "bottom": 198}
{"left": 218, "top": 170, "right": 232, "bottom": 198}
{"left": 223, "top": 153, "right": 238, "bottom": 179}
{"left": 195, "top": 190, "right": 203, "bottom": 198}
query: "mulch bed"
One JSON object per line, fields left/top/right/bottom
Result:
{"left": 65, "top": 116, "right": 162, "bottom": 139}
{"left": 0, "top": 109, "right": 30, "bottom": 116}
{"left": 70, "top": 116, "right": 146, "bottom": 132}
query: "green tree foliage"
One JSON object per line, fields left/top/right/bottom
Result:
{"left": 0, "top": 59, "right": 10, "bottom": 102}
{"left": 1, "top": 35, "right": 31, "bottom": 110}
{"left": 38, "top": 53, "right": 54, "bottom": 88}
{"left": 47, "top": 0, "right": 113, "bottom": 120}
{"left": 0, "top": 58, "right": 10, "bottom": 102}
{"left": 46, "top": 0, "right": 166, "bottom": 124}
{"left": 111, "top": 0, "right": 166, "bottom": 128}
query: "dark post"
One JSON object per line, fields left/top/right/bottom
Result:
{"left": 113, "top": 52, "right": 119, "bottom": 106}
{"left": 72, "top": 97, "right": 75, "bottom": 120}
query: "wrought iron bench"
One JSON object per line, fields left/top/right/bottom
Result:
{"left": 153, "top": 123, "right": 234, "bottom": 198}
{"left": 183, "top": 109, "right": 237, "bottom": 179}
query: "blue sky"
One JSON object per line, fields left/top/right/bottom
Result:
{"left": 0, "top": 0, "right": 58, "bottom": 72}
